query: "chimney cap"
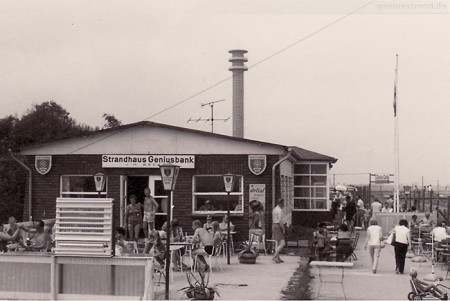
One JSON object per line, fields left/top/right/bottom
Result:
{"left": 228, "top": 49, "right": 248, "bottom": 54}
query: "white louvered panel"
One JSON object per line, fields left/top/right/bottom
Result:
{"left": 55, "top": 198, "right": 114, "bottom": 256}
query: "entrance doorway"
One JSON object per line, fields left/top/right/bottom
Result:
{"left": 122, "top": 176, "right": 168, "bottom": 231}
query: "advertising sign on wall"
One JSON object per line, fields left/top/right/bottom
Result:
{"left": 249, "top": 184, "right": 266, "bottom": 232}
{"left": 102, "top": 155, "right": 195, "bottom": 168}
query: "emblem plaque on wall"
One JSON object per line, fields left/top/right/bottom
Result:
{"left": 35, "top": 156, "right": 52, "bottom": 175}
{"left": 248, "top": 155, "right": 267, "bottom": 176}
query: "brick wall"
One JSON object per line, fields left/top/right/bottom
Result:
{"left": 23, "top": 154, "right": 280, "bottom": 240}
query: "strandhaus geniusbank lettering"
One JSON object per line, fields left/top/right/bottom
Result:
{"left": 102, "top": 155, "right": 195, "bottom": 168}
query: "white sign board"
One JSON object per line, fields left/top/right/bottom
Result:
{"left": 249, "top": 184, "right": 266, "bottom": 230}
{"left": 373, "top": 174, "right": 393, "bottom": 184}
{"left": 102, "top": 155, "right": 195, "bottom": 168}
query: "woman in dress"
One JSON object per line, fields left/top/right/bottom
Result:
{"left": 125, "top": 194, "right": 142, "bottom": 243}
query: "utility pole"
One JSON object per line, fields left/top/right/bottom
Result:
{"left": 187, "top": 99, "right": 230, "bottom": 133}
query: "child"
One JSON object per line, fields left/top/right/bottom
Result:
{"left": 410, "top": 268, "right": 448, "bottom": 300}
{"left": 312, "top": 223, "right": 331, "bottom": 261}
{"left": 115, "top": 227, "right": 132, "bottom": 256}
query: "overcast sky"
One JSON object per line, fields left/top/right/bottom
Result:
{"left": 1, "top": 0, "right": 449, "bottom": 188}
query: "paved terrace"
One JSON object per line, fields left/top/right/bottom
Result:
{"left": 309, "top": 230, "right": 450, "bottom": 300}
{"left": 156, "top": 231, "right": 450, "bottom": 300}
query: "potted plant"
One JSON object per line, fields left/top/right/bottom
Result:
{"left": 238, "top": 236, "right": 258, "bottom": 264}
{"left": 179, "top": 271, "right": 219, "bottom": 300}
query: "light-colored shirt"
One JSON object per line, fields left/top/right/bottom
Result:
{"left": 357, "top": 199, "right": 364, "bottom": 209}
{"left": 371, "top": 202, "right": 382, "bottom": 213}
{"left": 394, "top": 225, "right": 410, "bottom": 245}
{"left": 432, "top": 227, "right": 448, "bottom": 242}
{"left": 272, "top": 205, "right": 283, "bottom": 224}
{"left": 366, "top": 225, "right": 383, "bottom": 246}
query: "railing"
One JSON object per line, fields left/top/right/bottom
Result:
{"left": 0, "top": 253, "right": 154, "bottom": 300}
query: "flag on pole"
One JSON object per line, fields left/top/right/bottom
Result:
{"left": 393, "top": 84, "right": 397, "bottom": 116}
{"left": 393, "top": 54, "right": 398, "bottom": 117}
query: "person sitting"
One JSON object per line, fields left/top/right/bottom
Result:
{"left": 115, "top": 227, "right": 132, "bottom": 256}
{"left": 219, "top": 215, "right": 234, "bottom": 232}
{"left": 312, "top": 223, "right": 331, "bottom": 261}
{"left": 410, "top": 268, "right": 448, "bottom": 300}
{"left": 27, "top": 220, "right": 51, "bottom": 251}
{"left": 335, "top": 223, "right": 353, "bottom": 262}
{"left": 212, "top": 221, "right": 222, "bottom": 248}
{"left": 432, "top": 221, "right": 449, "bottom": 243}
{"left": 199, "top": 200, "right": 214, "bottom": 211}
{"left": 159, "top": 222, "right": 168, "bottom": 246}
{"left": 170, "top": 218, "right": 187, "bottom": 271}
{"left": 192, "top": 220, "right": 214, "bottom": 273}
{"left": 203, "top": 215, "right": 214, "bottom": 233}
{"left": 381, "top": 203, "right": 393, "bottom": 213}
{"left": 420, "top": 212, "right": 434, "bottom": 227}
{"left": 0, "top": 223, "right": 21, "bottom": 252}
{"left": 146, "top": 230, "right": 165, "bottom": 268}
{"left": 410, "top": 214, "right": 420, "bottom": 229}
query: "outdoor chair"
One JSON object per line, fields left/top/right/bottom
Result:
{"left": 193, "top": 245, "right": 222, "bottom": 274}
{"left": 206, "top": 245, "right": 223, "bottom": 274}
{"left": 249, "top": 232, "right": 268, "bottom": 255}
{"left": 350, "top": 232, "right": 360, "bottom": 261}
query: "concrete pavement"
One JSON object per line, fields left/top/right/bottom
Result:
{"left": 309, "top": 230, "right": 450, "bottom": 300}
{"left": 154, "top": 230, "right": 450, "bottom": 300}
{"left": 155, "top": 252, "right": 301, "bottom": 300}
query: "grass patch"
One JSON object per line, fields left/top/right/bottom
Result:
{"left": 281, "top": 257, "right": 312, "bottom": 300}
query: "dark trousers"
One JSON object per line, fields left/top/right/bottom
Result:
{"left": 394, "top": 242, "right": 408, "bottom": 273}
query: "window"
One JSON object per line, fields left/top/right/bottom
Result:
{"left": 61, "top": 175, "right": 107, "bottom": 197}
{"left": 293, "top": 163, "right": 328, "bottom": 210}
{"left": 193, "top": 175, "right": 244, "bottom": 214}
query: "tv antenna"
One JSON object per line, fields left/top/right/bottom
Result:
{"left": 187, "top": 99, "right": 230, "bottom": 133}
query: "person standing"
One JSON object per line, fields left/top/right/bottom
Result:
{"left": 272, "top": 198, "right": 286, "bottom": 263}
{"left": 344, "top": 196, "right": 357, "bottom": 231}
{"left": 364, "top": 219, "right": 383, "bottom": 273}
{"left": 125, "top": 194, "right": 142, "bottom": 243}
{"left": 356, "top": 196, "right": 365, "bottom": 228}
{"left": 391, "top": 219, "right": 412, "bottom": 274}
{"left": 143, "top": 187, "right": 159, "bottom": 238}
{"left": 371, "top": 199, "right": 383, "bottom": 215}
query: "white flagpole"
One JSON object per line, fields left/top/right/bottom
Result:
{"left": 394, "top": 54, "right": 400, "bottom": 212}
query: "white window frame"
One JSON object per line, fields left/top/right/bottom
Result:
{"left": 192, "top": 174, "right": 244, "bottom": 215}
{"left": 293, "top": 162, "right": 329, "bottom": 211}
{"left": 60, "top": 174, "right": 107, "bottom": 197}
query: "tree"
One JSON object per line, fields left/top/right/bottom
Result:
{"left": 0, "top": 101, "right": 96, "bottom": 222}
{"left": 11, "top": 101, "right": 94, "bottom": 151}
{"left": 102, "top": 113, "right": 122, "bottom": 129}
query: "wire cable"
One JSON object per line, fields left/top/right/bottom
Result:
{"left": 66, "top": 0, "right": 375, "bottom": 154}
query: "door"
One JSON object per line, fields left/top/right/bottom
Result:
{"left": 120, "top": 175, "right": 127, "bottom": 227}
{"left": 149, "top": 175, "right": 168, "bottom": 230}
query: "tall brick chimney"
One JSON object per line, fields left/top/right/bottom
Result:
{"left": 229, "top": 49, "right": 248, "bottom": 138}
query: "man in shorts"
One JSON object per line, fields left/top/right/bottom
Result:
{"left": 191, "top": 220, "right": 214, "bottom": 273}
{"left": 143, "top": 187, "right": 159, "bottom": 238}
{"left": 272, "top": 198, "right": 286, "bottom": 263}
